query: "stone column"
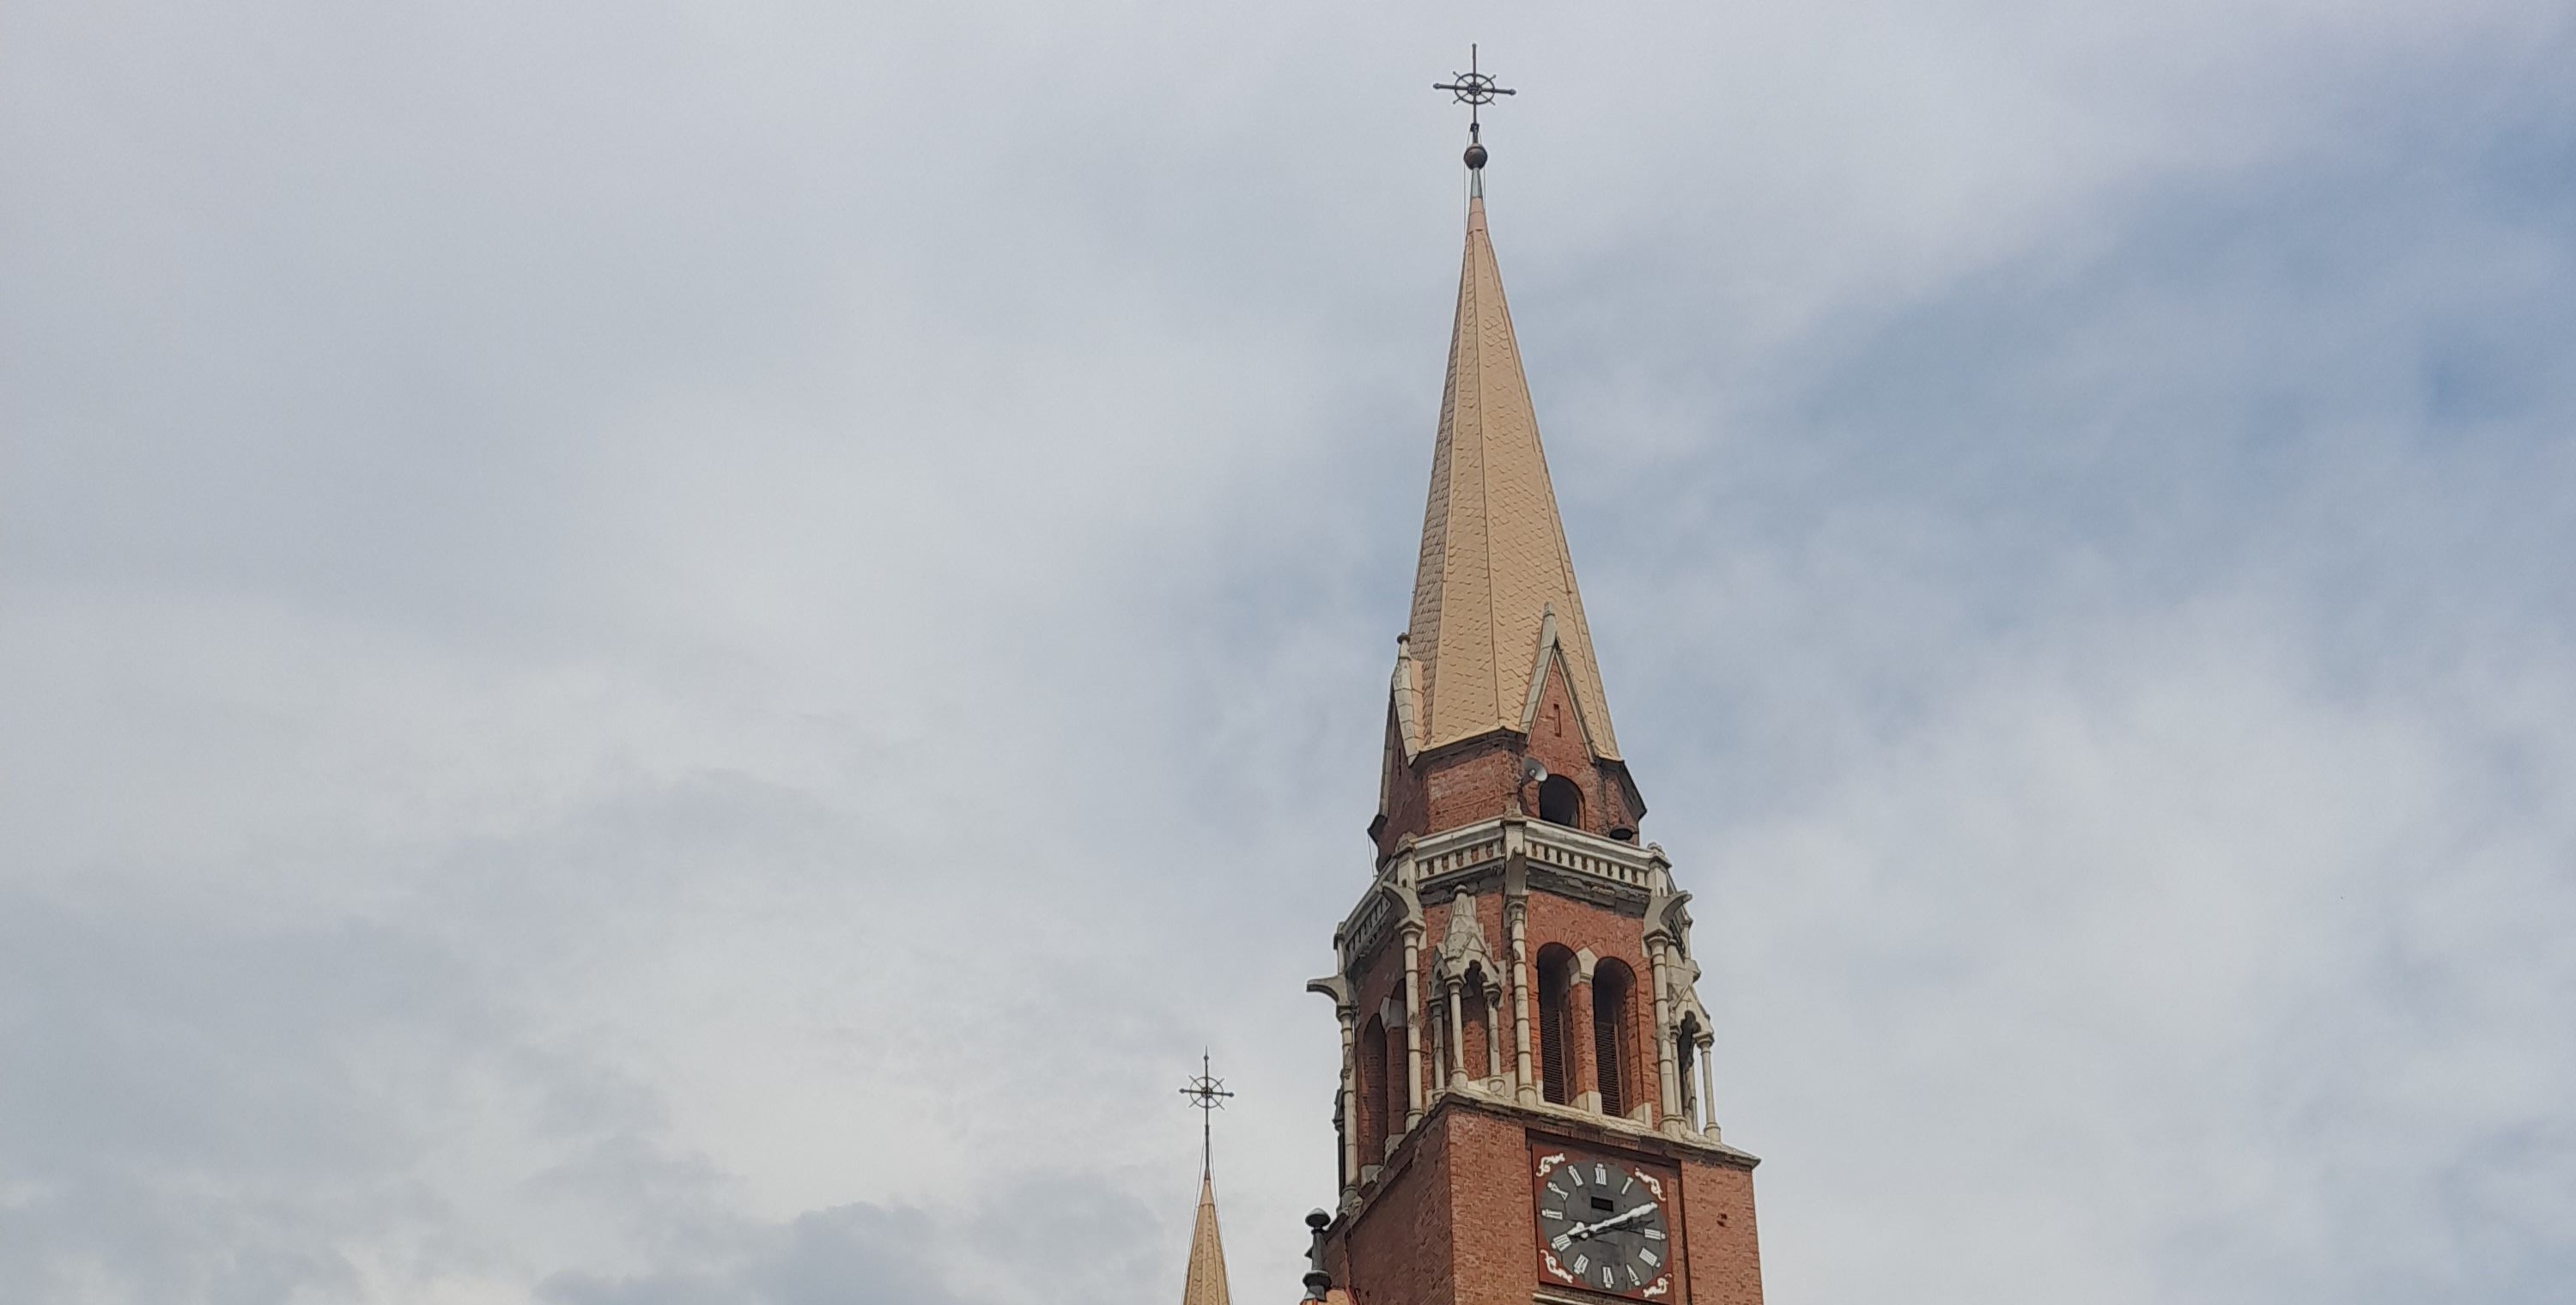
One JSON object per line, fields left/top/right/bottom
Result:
{"left": 1446, "top": 983, "right": 1468, "bottom": 1083}
{"left": 1338, "top": 1006, "right": 1360, "bottom": 1186}
{"left": 1401, "top": 926, "right": 1425, "bottom": 1129}
{"left": 1484, "top": 989, "right": 1505, "bottom": 1083}
{"left": 1508, "top": 901, "right": 1537, "bottom": 1105}
{"left": 1697, "top": 1034, "right": 1719, "bottom": 1137}
{"left": 1428, "top": 998, "right": 1445, "bottom": 1092}
{"left": 1649, "top": 939, "right": 1682, "bottom": 1134}
{"left": 1568, "top": 959, "right": 1600, "bottom": 1114}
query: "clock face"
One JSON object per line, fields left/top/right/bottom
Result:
{"left": 1532, "top": 1150, "right": 1675, "bottom": 1300}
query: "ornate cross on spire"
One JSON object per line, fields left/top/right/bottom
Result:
{"left": 1433, "top": 44, "right": 1516, "bottom": 172}
{"left": 1179, "top": 1052, "right": 1234, "bottom": 1179}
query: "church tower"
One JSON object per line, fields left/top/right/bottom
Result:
{"left": 1306, "top": 62, "right": 1764, "bottom": 1305}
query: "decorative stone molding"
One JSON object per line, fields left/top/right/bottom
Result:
{"left": 1391, "top": 634, "right": 1425, "bottom": 762}
{"left": 1527, "top": 819, "right": 1661, "bottom": 891}
{"left": 1664, "top": 955, "right": 1712, "bottom": 1039}
{"left": 1432, "top": 890, "right": 1501, "bottom": 986}
{"left": 1338, "top": 879, "right": 1422, "bottom": 975}
{"left": 1413, "top": 823, "right": 1509, "bottom": 886}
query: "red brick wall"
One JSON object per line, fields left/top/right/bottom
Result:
{"left": 1376, "top": 661, "right": 1643, "bottom": 859}
{"left": 1441, "top": 1109, "right": 1540, "bottom": 1305}
{"left": 1679, "top": 1156, "right": 1764, "bottom": 1305}
{"left": 1334, "top": 1100, "right": 1764, "bottom": 1305}
{"left": 1340, "top": 1114, "right": 1455, "bottom": 1305}
{"left": 1379, "top": 711, "right": 1429, "bottom": 852}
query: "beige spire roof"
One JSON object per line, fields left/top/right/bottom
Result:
{"left": 1402, "top": 194, "right": 1621, "bottom": 761}
{"left": 1181, "top": 1175, "right": 1232, "bottom": 1305}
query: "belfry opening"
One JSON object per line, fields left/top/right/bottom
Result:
{"left": 1538, "top": 774, "right": 1583, "bottom": 827}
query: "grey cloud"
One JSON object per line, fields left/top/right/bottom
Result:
{"left": 6, "top": 1, "right": 2576, "bottom": 1303}
{"left": 0, "top": 897, "right": 473, "bottom": 1302}
{"left": 536, "top": 1174, "right": 1162, "bottom": 1305}
{"left": 540, "top": 1204, "right": 966, "bottom": 1305}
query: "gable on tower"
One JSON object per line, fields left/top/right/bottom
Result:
{"left": 1516, "top": 606, "right": 1596, "bottom": 750}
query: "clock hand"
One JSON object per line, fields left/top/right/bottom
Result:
{"left": 1561, "top": 1199, "right": 1658, "bottom": 1243}
{"left": 1584, "top": 1201, "right": 1660, "bottom": 1236}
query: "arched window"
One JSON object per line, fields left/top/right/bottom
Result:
{"left": 1358, "top": 1015, "right": 1389, "bottom": 1161}
{"left": 1592, "top": 959, "right": 1637, "bottom": 1120}
{"left": 1539, "top": 774, "right": 1583, "bottom": 827}
{"left": 1535, "top": 944, "right": 1577, "bottom": 1105}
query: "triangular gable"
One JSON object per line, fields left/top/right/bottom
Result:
{"left": 1516, "top": 606, "right": 1601, "bottom": 757}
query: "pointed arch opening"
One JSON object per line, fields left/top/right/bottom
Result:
{"left": 1592, "top": 958, "right": 1638, "bottom": 1120}
{"left": 1358, "top": 1013, "right": 1390, "bottom": 1162}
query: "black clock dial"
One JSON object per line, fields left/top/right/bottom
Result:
{"left": 1534, "top": 1154, "right": 1674, "bottom": 1298}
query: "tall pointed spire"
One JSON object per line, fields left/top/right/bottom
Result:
{"left": 1180, "top": 1174, "right": 1233, "bottom": 1305}
{"left": 1403, "top": 194, "right": 1622, "bottom": 762}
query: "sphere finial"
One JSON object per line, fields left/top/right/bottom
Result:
{"left": 1302, "top": 1208, "right": 1336, "bottom": 1301}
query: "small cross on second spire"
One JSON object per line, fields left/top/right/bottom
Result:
{"left": 1177, "top": 1054, "right": 1237, "bottom": 1305}
{"left": 1178, "top": 1052, "right": 1234, "bottom": 1181}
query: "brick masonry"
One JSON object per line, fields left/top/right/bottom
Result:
{"left": 1327, "top": 1098, "right": 1762, "bottom": 1305}
{"left": 1329, "top": 717, "right": 1764, "bottom": 1304}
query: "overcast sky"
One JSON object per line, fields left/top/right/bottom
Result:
{"left": 6, "top": 3, "right": 2575, "bottom": 1303}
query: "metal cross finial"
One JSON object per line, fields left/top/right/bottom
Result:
{"left": 1179, "top": 1051, "right": 1234, "bottom": 1179}
{"left": 1433, "top": 44, "right": 1516, "bottom": 171}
